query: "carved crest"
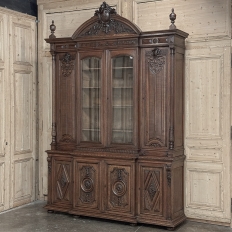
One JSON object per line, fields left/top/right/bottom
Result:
{"left": 81, "top": 2, "right": 134, "bottom": 35}
{"left": 61, "top": 53, "right": 74, "bottom": 77}
{"left": 146, "top": 48, "right": 166, "bottom": 75}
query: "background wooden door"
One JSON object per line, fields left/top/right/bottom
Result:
{"left": 0, "top": 7, "right": 37, "bottom": 211}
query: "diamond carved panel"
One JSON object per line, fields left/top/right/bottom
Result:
{"left": 144, "top": 169, "right": 161, "bottom": 212}
{"left": 57, "top": 164, "right": 70, "bottom": 200}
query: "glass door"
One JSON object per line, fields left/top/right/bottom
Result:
{"left": 109, "top": 52, "right": 137, "bottom": 145}
{"left": 81, "top": 57, "right": 101, "bottom": 142}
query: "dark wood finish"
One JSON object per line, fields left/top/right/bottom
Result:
{"left": 44, "top": 3, "right": 188, "bottom": 229}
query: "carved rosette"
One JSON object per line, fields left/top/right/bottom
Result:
{"left": 80, "top": 166, "right": 95, "bottom": 204}
{"left": 146, "top": 48, "right": 166, "bottom": 75}
{"left": 61, "top": 53, "right": 74, "bottom": 77}
{"left": 57, "top": 164, "right": 70, "bottom": 200}
{"left": 110, "top": 168, "right": 128, "bottom": 207}
{"left": 144, "top": 170, "right": 161, "bottom": 212}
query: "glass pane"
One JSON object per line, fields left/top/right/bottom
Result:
{"left": 112, "top": 56, "right": 133, "bottom": 144}
{"left": 81, "top": 57, "right": 101, "bottom": 142}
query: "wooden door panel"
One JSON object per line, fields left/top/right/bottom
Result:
{"left": 0, "top": 12, "right": 9, "bottom": 212}
{"left": 74, "top": 159, "right": 100, "bottom": 211}
{"left": 10, "top": 14, "right": 36, "bottom": 208}
{"left": 105, "top": 160, "right": 135, "bottom": 215}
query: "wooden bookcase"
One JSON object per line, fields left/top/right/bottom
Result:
{"left": 45, "top": 2, "right": 188, "bottom": 229}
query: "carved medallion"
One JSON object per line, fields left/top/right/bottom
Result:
{"left": 146, "top": 48, "right": 166, "bottom": 75}
{"left": 110, "top": 168, "right": 128, "bottom": 207}
{"left": 80, "top": 166, "right": 95, "bottom": 204}
{"left": 61, "top": 53, "right": 74, "bottom": 77}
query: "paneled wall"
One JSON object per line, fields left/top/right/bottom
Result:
{"left": 37, "top": 0, "right": 231, "bottom": 224}
{"left": 0, "top": 7, "right": 37, "bottom": 211}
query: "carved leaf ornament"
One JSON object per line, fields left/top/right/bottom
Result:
{"left": 146, "top": 48, "right": 165, "bottom": 75}
{"left": 61, "top": 53, "right": 74, "bottom": 77}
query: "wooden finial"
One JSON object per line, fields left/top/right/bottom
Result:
{"left": 169, "top": 8, "right": 176, "bottom": 29}
{"left": 49, "top": 20, "right": 56, "bottom": 39}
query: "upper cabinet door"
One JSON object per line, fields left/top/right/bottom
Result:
{"left": 107, "top": 49, "right": 138, "bottom": 148}
{"left": 78, "top": 51, "right": 105, "bottom": 146}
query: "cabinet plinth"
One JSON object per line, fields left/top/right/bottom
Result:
{"left": 45, "top": 2, "right": 188, "bottom": 229}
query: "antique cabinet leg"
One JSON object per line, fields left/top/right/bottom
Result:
{"left": 47, "top": 210, "right": 54, "bottom": 213}
{"left": 130, "top": 223, "right": 137, "bottom": 227}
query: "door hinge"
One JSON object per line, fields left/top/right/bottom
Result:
{"left": 231, "top": 126, "right": 232, "bottom": 140}
{"left": 35, "top": 19, "right": 40, "bottom": 23}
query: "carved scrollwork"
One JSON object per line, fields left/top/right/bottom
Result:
{"left": 146, "top": 48, "right": 166, "bottom": 75}
{"left": 147, "top": 138, "right": 165, "bottom": 147}
{"left": 166, "top": 164, "right": 172, "bottom": 187}
{"left": 82, "top": 2, "right": 134, "bottom": 35}
{"left": 59, "top": 134, "right": 75, "bottom": 143}
{"left": 61, "top": 53, "right": 74, "bottom": 77}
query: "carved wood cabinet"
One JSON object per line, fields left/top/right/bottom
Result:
{"left": 45, "top": 2, "right": 188, "bottom": 229}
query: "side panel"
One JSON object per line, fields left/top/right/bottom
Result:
{"left": 140, "top": 47, "right": 170, "bottom": 149}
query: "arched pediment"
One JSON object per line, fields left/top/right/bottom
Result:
{"left": 72, "top": 2, "right": 141, "bottom": 39}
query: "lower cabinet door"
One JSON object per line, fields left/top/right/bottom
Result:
{"left": 137, "top": 162, "right": 166, "bottom": 220}
{"left": 105, "top": 160, "right": 135, "bottom": 217}
{"left": 74, "top": 159, "right": 101, "bottom": 212}
{"left": 52, "top": 157, "right": 73, "bottom": 207}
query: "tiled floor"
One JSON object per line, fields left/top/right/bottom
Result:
{"left": 0, "top": 201, "right": 231, "bottom": 232}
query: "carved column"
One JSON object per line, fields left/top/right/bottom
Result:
{"left": 51, "top": 50, "right": 57, "bottom": 150}
{"left": 169, "top": 43, "right": 175, "bottom": 150}
{"left": 47, "top": 156, "right": 52, "bottom": 205}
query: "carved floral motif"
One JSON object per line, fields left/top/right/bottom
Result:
{"left": 61, "top": 53, "right": 74, "bottom": 77}
{"left": 146, "top": 48, "right": 166, "bottom": 75}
